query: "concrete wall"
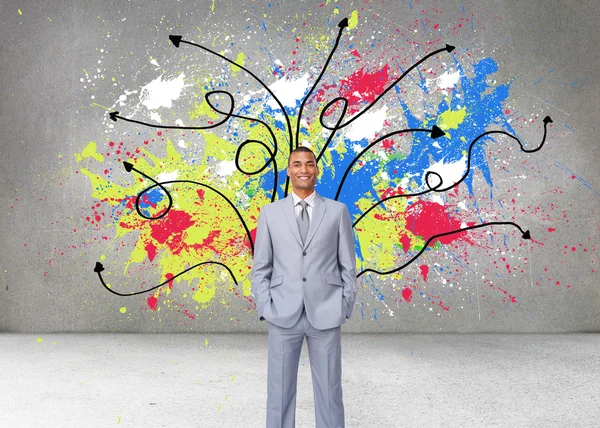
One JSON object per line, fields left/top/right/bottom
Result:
{"left": 1, "top": 0, "right": 598, "bottom": 333}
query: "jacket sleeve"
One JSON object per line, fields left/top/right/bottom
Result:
{"left": 251, "top": 208, "right": 273, "bottom": 320}
{"left": 338, "top": 205, "right": 357, "bottom": 319}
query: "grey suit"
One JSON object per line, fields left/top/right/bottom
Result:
{"left": 252, "top": 192, "right": 357, "bottom": 428}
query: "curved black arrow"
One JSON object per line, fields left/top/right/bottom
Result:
{"left": 94, "top": 260, "right": 238, "bottom": 296}
{"left": 123, "top": 161, "right": 254, "bottom": 254}
{"left": 335, "top": 125, "right": 445, "bottom": 200}
{"left": 169, "top": 34, "right": 294, "bottom": 197}
{"left": 295, "top": 17, "right": 348, "bottom": 149}
{"left": 109, "top": 90, "right": 234, "bottom": 129}
{"left": 356, "top": 221, "right": 531, "bottom": 278}
{"left": 353, "top": 116, "right": 552, "bottom": 227}
{"left": 423, "top": 116, "right": 553, "bottom": 193}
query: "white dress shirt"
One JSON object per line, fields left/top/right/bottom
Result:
{"left": 291, "top": 191, "right": 316, "bottom": 221}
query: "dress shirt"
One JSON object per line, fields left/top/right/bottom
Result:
{"left": 291, "top": 191, "right": 315, "bottom": 221}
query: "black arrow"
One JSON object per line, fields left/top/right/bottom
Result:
{"left": 169, "top": 35, "right": 294, "bottom": 183}
{"left": 357, "top": 221, "right": 531, "bottom": 278}
{"left": 169, "top": 35, "right": 182, "bottom": 48}
{"left": 335, "top": 126, "right": 446, "bottom": 200}
{"left": 107, "top": 90, "right": 235, "bottom": 130}
{"left": 95, "top": 260, "right": 238, "bottom": 297}
{"left": 430, "top": 125, "right": 445, "bottom": 139}
{"left": 296, "top": 17, "right": 349, "bottom": 150}
{"left": 353, "top": 116, "right": 552, "bottom": 227}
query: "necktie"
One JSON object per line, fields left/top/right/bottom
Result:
{"left": 297, "top": 200, "right": 309, "bottom": 244}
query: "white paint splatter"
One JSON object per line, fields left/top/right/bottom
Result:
{"left": 267, "top": 73, "right": 310, "bottom": 109}
{"left": 345, "top": 106, "right": 388, "bottom": 141}
{"left": 150, "top": 112, "right": 161, "bottom": 123}
{"left": 436, "top": 70, "right": 461, "bottom": 89}
{"left": 157, "top": 170, "right": 178, "bottom": 182}
{"left": 216, "top": 160, "right": 237, "bottom": 177}
{"left": 140, "top": 73, "right": 188, "bottom": 110}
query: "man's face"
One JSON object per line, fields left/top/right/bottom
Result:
{"left": 287, "top": 151, "right": 319, "bottom": 193}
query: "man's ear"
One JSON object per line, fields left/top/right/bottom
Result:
{"left": 286, "top": 165, "right": 290, "bottom": 177}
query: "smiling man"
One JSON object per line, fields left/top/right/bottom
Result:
{"left": 252, "top": 146, "right": 357, "bottom": 428}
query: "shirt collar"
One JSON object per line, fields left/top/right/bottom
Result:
{"left": 292, "top": 190, "right": 316, "bottom": 207}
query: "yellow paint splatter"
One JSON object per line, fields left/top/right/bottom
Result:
{"left": 437, "top": 106, "right": 467, "bottom": 130}
{"left": 119, "top": 307, "right": 127, "bottom": 314}
{"left": 348, "top": 10, "right": 359, "bottom": 30}
{"left": 205, "top": 338, "right": 209, "bottom": 347}
{"left": 231, "top": 52, "right": 245, "bottom": 77}
{"left": 193, "top": 284, "right": 216, "bottom": 304}
{"left": 18, "top": 9, "right": 22, "bottom": 15}
{"left": 74, "top": 141, "right": 104, "bottom": 163}
{"left": 211, "top": 0, "right": 215, "bottom": 12}
{"left": 36, "top": 337, "right": 43, "bottom": 343}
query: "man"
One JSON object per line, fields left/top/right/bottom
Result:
{"left": 252, "top": 146, "right": 358, "bottom": 428}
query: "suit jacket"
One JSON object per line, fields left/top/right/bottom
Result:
{"left": 252, "top": 192, "right": 357, "bottom": 330}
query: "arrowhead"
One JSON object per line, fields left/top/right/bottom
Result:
{"left": 446, "top": 44, "right": 455, "bottom": 53}
{"left": 338, "top": 18, "right": 349, "bottom": 28}
{"left": 543, "top": 116, "right": 553, "bottom": 124}
{"left": 94, "top": 262, "right": 104, "bottom": 273}
{"left": 430, "top": 125, "right": 445, "bottom": 139}
{"left": 109, "top": 111, "right": 119, "bottom": 122}
{"left": 123, "top": 161, "right": 133, "bottom": 172}
{"left": 169, "top": 35, "right": 182, "bottom": 48}
{"left": 522, "top": 230, "right": 531, "bottom": 240}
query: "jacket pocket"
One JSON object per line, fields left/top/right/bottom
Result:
{"left": 326, "top": 275, "right": 343, "bottom": 287}
{"left": 270, "top": 275, "right": 284, "bottom": 288}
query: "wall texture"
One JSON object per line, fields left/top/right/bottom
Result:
{"left": 1, "top": 0, "right": 598, "bottom": 333}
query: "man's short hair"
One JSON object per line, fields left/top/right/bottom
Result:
{"left": 288, "top": 146, "right": 317, "bottom": 165}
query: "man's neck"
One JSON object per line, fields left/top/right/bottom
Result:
{"left": 292, "top": 189, "right": 315, "bottom": 200}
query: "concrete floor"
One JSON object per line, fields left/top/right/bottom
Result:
{"left": 1, "top": 334, "right": 599, "bottom": 428}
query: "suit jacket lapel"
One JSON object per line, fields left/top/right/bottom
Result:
{"left": 304, "top": 193, "right": 326, "bottom": 248}
{"left": 282, "top": 195, "right": 303, "bottom": 247}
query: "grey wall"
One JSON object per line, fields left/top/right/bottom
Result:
{"left": 1, "top": 0, "right": 598, "bottom": 333}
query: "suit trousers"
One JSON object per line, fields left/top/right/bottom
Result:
{"left": 266, "top": 308, "right": 345, "bottom": 428}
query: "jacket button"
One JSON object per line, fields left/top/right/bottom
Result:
{"left": 303, "top": 278, "right": 306, "bottom": 282}
{"left": 303, "top": 252, "right": 307, "bottom": 256}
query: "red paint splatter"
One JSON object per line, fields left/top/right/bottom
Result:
{"left": 165, "top": 273, "right": 174, "bottom": 290}
{"left": 145, "top": 241, "right": 157, "bottom": 262}
{"left": 315, "top": 64, "right": 392, "bottom": 115}
{"left": 419, "top": 265, "right": 429, "bottom": 281}
{"left": 350, "top": 49, "right": 362, "bottom": 59}
{"left": 404, "top": 201, "right": 476, "bottom": 245}
{"left": 547, "top": 227, "right": 556, "bottom": 232}
{"left": 149, "top": 210, "right": 195, "bottom": 254}
{"left": 402, "top": 287, "right": 413, "bottom": 302}
{"left": 399, "top": 234, "right": 411, "bottom": 253}
{"left": 147, "top": 295, "right": 158, "bottom": 311}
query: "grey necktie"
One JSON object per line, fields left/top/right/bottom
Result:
{"left": 297, "top": 200, "right": 309, "bottom": 244}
